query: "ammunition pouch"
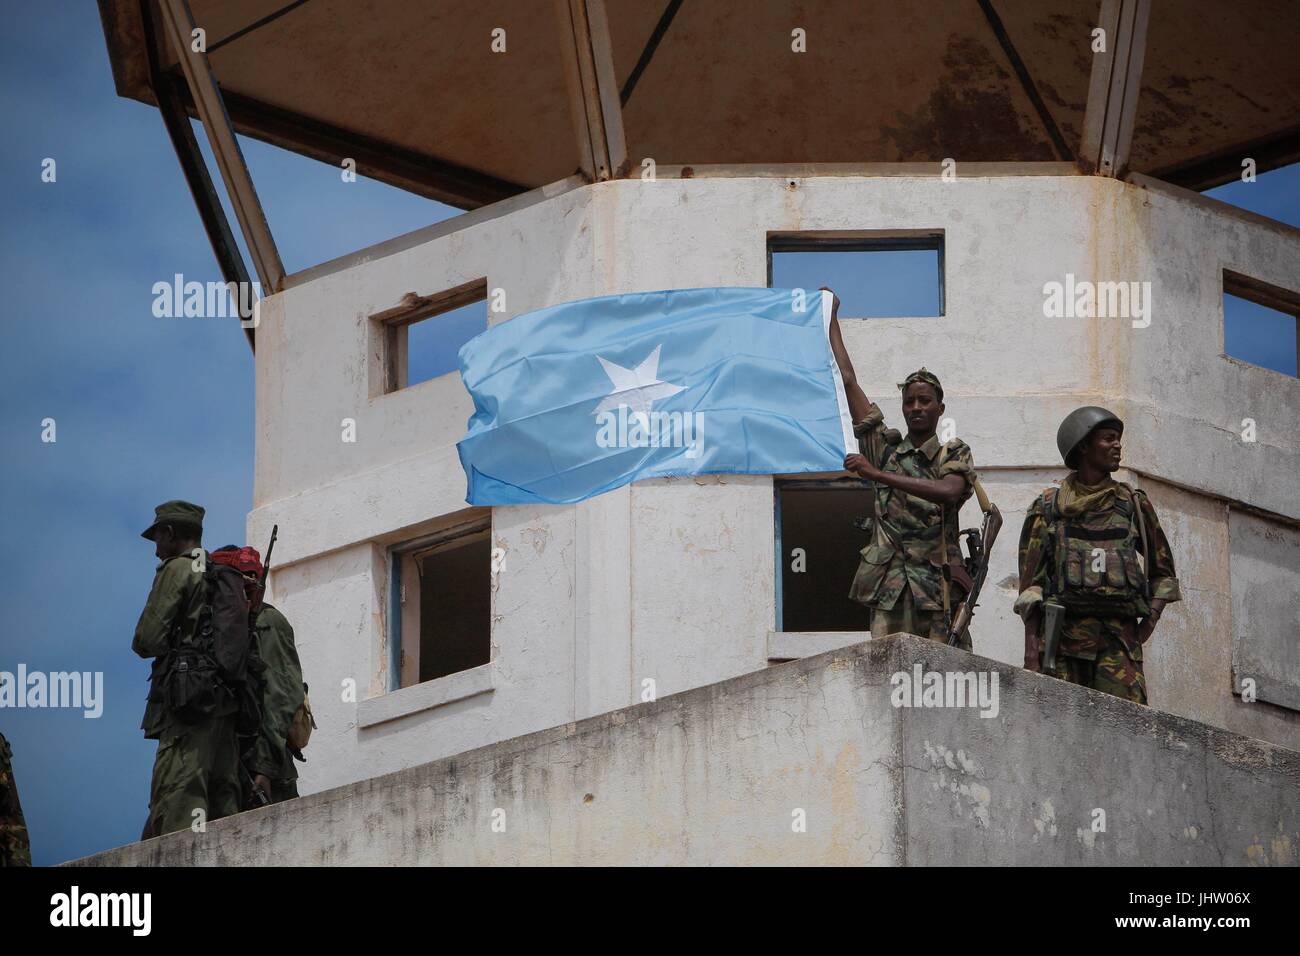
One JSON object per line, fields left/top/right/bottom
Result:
{"left": 1056, "top": 541, "right": 1145, "bottom": 617}
{"left": 161, "top": 651, "right": 225, "bottom": 724}
{"left": 1043, "top": 487, "right": 1149, "bottom": 619}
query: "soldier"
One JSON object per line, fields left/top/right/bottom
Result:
{"left": 0, "top": 730, "right": 32, "bottom": 866}
{"left": 134, "top": 500, "right": 241, "bottom": 836}
{"left": 826, "top": 291, "right": 978, "bottom": 648}
{"left": 1014, "top": 407, "right": 1182, "bottom": 703}
{"left": 211, "top": 545, "right": 306, "bottom": 805}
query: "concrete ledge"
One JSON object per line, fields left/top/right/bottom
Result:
{"left": 358, "top": 663, "right": 494, "bottom": 728}
{"left": 69, "top": 635, "right": 1300, "bottom": 866}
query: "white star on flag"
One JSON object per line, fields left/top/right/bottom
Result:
{"left": 593, "top": 344, "right": 686, "bottom": 416}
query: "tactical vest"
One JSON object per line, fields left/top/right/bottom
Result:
{"left": 1041, "top": 483, "right": 1151, "bottom": 618}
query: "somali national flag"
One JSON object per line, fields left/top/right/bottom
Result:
{"left": 456, "top": 287, "right": 855, "bottom": 505}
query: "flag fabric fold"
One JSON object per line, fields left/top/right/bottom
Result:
{"left": 456, "top": 287, "right": 854, "bottom": 505}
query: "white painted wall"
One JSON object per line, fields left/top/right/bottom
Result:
{"left": 250, "top": 173, "right": 1300, "bottom": 795}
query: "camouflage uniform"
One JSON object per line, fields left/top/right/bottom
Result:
{"left": 847, "top": 398, "right": 976, "bottom": 649}
{"left": 247, "top": 603, "right": 305, "bottom": 803}
{"left": 134, "top": 547, "right": 241, "bottom": 835}
{"left": 1015, "top": 476, "right": 1181, "bottom": 703}
{"left": 0, "top": 731, "right": 31, "bottom": 866}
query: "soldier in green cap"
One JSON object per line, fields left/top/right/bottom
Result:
{"left": 1014, "top": 408, "right": 1182, "bottom": 703}
{"left": 825, "top": 290, "right": 980, "bottom": 648}
{"left": 134, "top": 500, "right": 242, "bottom": 836}
{"left": 0, "top": 731, "right": 32, "bottom": 866}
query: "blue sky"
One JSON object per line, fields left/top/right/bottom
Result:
{"left": 1, "top": 4, "right": 1295, "bottom": 865}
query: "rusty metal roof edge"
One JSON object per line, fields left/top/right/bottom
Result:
{"left": 651, "top": 162, "right": 1082, "bottom": 179}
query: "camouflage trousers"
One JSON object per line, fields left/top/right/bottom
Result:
{"left": 1043, "top": 616, "right": 1146, "bottom": 705}
{"left": 148, "top": 713, "right": 242, "bottom": 836}
{"left": 869, "top": 588, "right": 972, "bottom": 652}
{"left": 0, "top": 733, "right": 31, "bottom": 867}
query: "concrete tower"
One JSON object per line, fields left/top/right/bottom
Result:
{"left": 95, "top": 0, "right": 1300, "bottom": 863}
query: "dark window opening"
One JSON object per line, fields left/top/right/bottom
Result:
{"left": 1223, "top": 271, "right": 1299, "bottom": 377}
{"left": 768, "top": 232, "right": 944, "bottom": 317}
{"left": 392, "top": 518, "right": 491, "bottom": 687}
{"left": 775, "top": 478, "right": 873, "bottom": 633}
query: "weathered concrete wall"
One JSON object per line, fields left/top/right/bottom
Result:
{"left": 71, "top": 635, "right": 1300, "bottom": 866}
{"left": 247, "top": 172, "right": 1300, "bottom": 796}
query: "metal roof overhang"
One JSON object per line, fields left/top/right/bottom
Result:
{"left": 99, "top": 0, "right": 1300, "bottom": 206}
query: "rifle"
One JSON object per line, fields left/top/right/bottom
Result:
{"left": 946, "top": 481, "right": 1002, "bottom": 647}
{"left": 261, "top": 524, "right": 278, "bottom": 589}
{"left": 242, "top": 759, "right": 271, "bottom": 808}
{"left": 250, "top": 525, "right": 277, "bottom": 614}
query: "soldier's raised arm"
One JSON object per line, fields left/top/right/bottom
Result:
{"left": 824, "top": 288, "right": 873, "bottom": 423}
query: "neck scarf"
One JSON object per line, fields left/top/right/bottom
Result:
{"left": 1056, "top": 473, "right": 1117, "bottom": 517}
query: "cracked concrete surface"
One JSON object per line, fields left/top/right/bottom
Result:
{"left": 70, "top": 635, "right": 1299, "bottom": 866}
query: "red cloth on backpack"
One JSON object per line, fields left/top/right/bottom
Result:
{"left": 211, "top": 546, "right": 263, "bottom": 577}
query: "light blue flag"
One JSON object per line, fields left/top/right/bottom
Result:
{"left": 456, "top": 287, "right": 855, "bottom": 505}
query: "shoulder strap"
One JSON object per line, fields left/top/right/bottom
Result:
{"left": 1041, "top": 488, "right": 1058, "bottom": 525}
{"left": 1129, "top": 487, "right": 1153, "bottom": 600}
{"left": 1040, "top": 489, "right": 1065, "bottom": 598}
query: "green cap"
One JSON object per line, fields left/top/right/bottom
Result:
{"left": 897, "top": 367, "right": 944, "bottom": 402}
{"left": 140, "top": 500, "right": 205, "bottom": 541}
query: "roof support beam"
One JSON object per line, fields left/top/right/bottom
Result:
{"left": 620, "top": 0, "right": 683, "bottom": 107}
{"left": 556, "top": 0, "right": 628, "bottom": 182}
{"left": 976, "top": 0, "right": 1072, "bottom": 161}
{"left": 1080, "top": 0, "right": 1151, "bottom": 177}
{"left": 158, "top": 0, "right": 285, "bottom": 292}
{"left": 140, "top": 0, "right": 255, "bottom": 350}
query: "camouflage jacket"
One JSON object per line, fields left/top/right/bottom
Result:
{"left": 247, "top": 603, "right": 305, "bottom": 783}
{"left": 848, "top": 401, "right": 976, "bottom": 611}
{"left": 1016, "top": 476, "right": 1181, "bottom": 656}
{"left": 0, "top": 732, "right": 31, "bottom": 867}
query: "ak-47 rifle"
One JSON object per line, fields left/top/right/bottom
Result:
{"left": 947, "top": 482, "right": 1003, "bottom": 647}
{"left": 250, "top": 525, "right": 277, "bottom": 614}
{"left": 242, "top": 524, "right": 279, "bottom": 809}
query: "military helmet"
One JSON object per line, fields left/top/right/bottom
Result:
{"left": 1056, "top": 406, "right": 1123, "bottom": 468}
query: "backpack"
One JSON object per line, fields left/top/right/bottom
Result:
{"left": 163, "top": 554, "right": 259, "bottom": 725}
{"left": 201, "top": 559, "right": 256, "bottom": 686}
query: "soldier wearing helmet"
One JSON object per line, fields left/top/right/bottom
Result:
{"left": 1013, "top": 407, "right": 1182, "bottom": 703}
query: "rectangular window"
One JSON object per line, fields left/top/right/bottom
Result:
{"left": 390, "top": 516, "right": 491, "bottom": 688}
{"left": 768, "top": 232, "right": 944, "bottom": 317}
{"left": 1223, "top": 271, "right": 1299, "bottom": 377}
{"left": 373, "top": 278, "right": 488, "bottom": 393}
{"left": 775, "top": 478, "right": 873, "bottom": 632}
